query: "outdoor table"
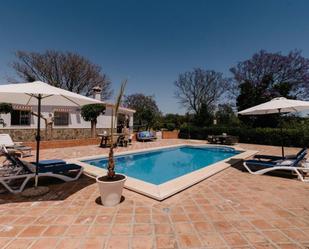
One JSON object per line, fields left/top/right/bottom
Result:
{"left": 98, "top": 133, "right": 124, "bottom": 148}
{"left": 208, "top": 135, "right": 238, "bottom": 145}
{"left": 216, "top": 135, "right": 229, "bottom": 144}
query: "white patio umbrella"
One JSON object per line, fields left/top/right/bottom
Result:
{"left": 0, "top": 81, "right": 102, "bottom": 188}
{"left": 238, "top": 97, "right": 309, "bottom": 157}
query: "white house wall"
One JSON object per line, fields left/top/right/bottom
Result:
{"left": 0, "top": 105, "right": 134, "bottom": 130}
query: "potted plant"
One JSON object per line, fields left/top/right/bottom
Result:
{"left": 96, "top": 80, "right": 127, "bottom": 206}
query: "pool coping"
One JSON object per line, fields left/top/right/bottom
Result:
{"left": 68, "top": 144, "right": 258, "bottom": 201}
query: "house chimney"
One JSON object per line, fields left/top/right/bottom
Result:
{"left": 92, "top": 86, "right": 102, "bottom": 100}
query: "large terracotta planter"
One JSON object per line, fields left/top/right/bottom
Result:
{"left": 96, "top": 174, "right": 127, "bottom": 207}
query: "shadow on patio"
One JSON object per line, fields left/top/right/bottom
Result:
{"left": 0, "top": 174, "right": 96, "bottom": 205}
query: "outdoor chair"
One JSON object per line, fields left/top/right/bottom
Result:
{"left": 117, "top": 135, "right": 128, "bottom": 147}
{"left": 0, "top": 134, "right": 32, "bottom": 157}
{"left": 128, "top": 134, "right": 134, "bottom": 145}
{"left": 243, "top": 153, "right": 308, "bottom": 182}
{"left": 224, "top": 136, "right": 238, "bottom": 145}
{"left": 207, "top": 135, "right": 215, "bottom": 143}
{"left": 254, "top": 148, "right": 307, "bottom": 161}
{"left": 0, "top": 146, "right": 83, "bottom": 193}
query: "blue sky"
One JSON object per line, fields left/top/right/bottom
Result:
{"left": 0, "top": 0, "right": 309, "bottom": 114}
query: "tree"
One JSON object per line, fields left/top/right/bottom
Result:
{"left": 123, "top": 94, "right": 161, "bottom": 130}
{"left": 193, "top": 103, "right": 214, "bottom": 127}
{"left": 162, "top": 113, "right": 186, "bottom": 130}
{"left": 231, "top": 50, "right": 309, "bottom": 111}
{"left": 174, "top": 68, "right": 228, "bottom": 115}
{"left": 0, "top": 103, "right": 13, "bottom": 127}
{"left": 231, "top": 50, "right": 309, "bottom": 127}
{"left": 81, "top": 104, "right": 106, "bottom": 138}
{"left": 215, "top": 104, "right": 239, "bottom": 126}
{"left": 11, "top": 50, "right": 112, "bottom": 100}
{"left": 0, "top": 103, "right": 13, "bottom": 114}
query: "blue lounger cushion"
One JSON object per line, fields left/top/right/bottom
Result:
{"left": 37, "top": 163, "right": 82, "bottom": 173}
{"left": 245, "top": 153, "right": 305, "bottom": 168}
{"left": 254, "top": 148, "right": 307, "bottom": 161}
{"left": 245, "top": 160, "right": 277, "bottom": 167}
{"left": 32, "top": 159, "right": 66, "bottom": 167}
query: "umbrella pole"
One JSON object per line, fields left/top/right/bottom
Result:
{"left": 35, "top": 94, "right": 42, "bottom": 188}
{"left": 280, "top": 124, "right": 284, "bottom": 158}
{"left": 278, "top": 109, "right": 285, "bottom": 158}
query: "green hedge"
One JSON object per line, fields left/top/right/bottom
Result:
{"left": 179, "top": 125, "right": 309, "bottom": 147}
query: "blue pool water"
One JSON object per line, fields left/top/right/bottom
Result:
{"left": 82, "top": 146, "right": 240, "bottom": 185}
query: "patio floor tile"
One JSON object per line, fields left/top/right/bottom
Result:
{"left": 156, "top": 235, "right": 178, "bottom": 249}
{"left": 111, "top": 224, "right": 132, "bottom": 235}
{"left": 0, "top": 238, "right": 11, "bottom": 248}
{"left": 87, "top": 225, "right": 110, "bottom": 236}
{"left": 243, "top": 231, "right": 269, "bottom": 243}
{"left": 221, "top": 232, "right": 249, "bottom": 246}
{"left": 106, "top": 236, "right": 129, "bottom": 249}
{"left": 80, "top": 237, "right": 105, "bottom": 249}
{"left": 0, "top": 225, "right": 24, "bottom": 237}
{"left": 131, "top": 236, "right": 154, "bottom": 249}
{"left": 199, "top": 232, "right": 226, "bottom": 247}
{"left": 262, "top": 229, "right": 292, "bottom": 243}
{"left": 133, "top": 224, "right": 153, "bottom": 235}
{"left": 55, "top": 238, "right": 80, "bottom": 249}
{"left": 178, "top": 234, "right": 202, "bottom": 248}
{"left": 154, "top": 223, "right": 173, "bottom": 234}
{"left": 65, "top": 225, "right": 90, "bottom": 237}
{"left": 42, "top": 225, "right": 68, "bottom": 237}
{"left": 173, "top": 223, "right": 195, "bottom": 234}
{"left": 19, "top": 225, "right": 47, "bottom": 237}
{"left": 29, "top": 238, "right": 59, "bottom": 249}
{"left": 4, "top": 238, "right": 34, "bottom": 249}
{"left": 0, "top": 140, "right": 307, "bottom": 249}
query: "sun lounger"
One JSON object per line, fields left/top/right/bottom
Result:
{"left": 137, "top": 131, "right": 156, "bottom": 141}
{"left": 254, "top": 148, "right": 307, "bottom": 161}
{"left": 0, "top": 134, "right": 32, "bottom": 157}
{"left": 0, "top": 147, "right": 83, "bottom": 193}
{"left": 243, "top": 153, "right": 308, "bottom": 182}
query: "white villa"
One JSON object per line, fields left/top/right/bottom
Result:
{"left": 0, "top": 87, "right": 135, "bottom": 141}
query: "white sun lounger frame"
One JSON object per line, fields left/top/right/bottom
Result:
{"left": 243, "top": 161, "right": 309, "bottom": 182}
{"left": 0, "top": 168, "right": 83, "bottom": 193}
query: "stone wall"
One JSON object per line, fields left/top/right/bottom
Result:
{"left": 23, "top": 138, "right": 101, "bottom": 149}
{"left": 0, "top": 128, "right": 111, "bottom": 142}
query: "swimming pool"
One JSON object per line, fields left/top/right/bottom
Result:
{"left": 82, "top": 146, "right": 240, "bottom": 185}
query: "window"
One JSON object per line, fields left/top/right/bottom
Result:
{"left": 11, "top": 110, "right": 31, "bottom": 126}
{"left": 54, "top": 112, "right": 69, "bottom": 126}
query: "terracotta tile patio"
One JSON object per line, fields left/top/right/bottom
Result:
{"left": 0, "top": 140, "right": 308, "bottom": 249}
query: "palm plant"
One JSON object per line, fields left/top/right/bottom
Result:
{"left": 107, "top": 80, "right": 127, "bottom": 178}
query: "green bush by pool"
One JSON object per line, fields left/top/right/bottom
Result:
{"left": 179, "top": 125, "right": 309, "bottom": 147}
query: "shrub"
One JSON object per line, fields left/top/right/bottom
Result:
{"left": 179, "top": 125, "right": 309, "bottom": 147}
{"left": 0, "top": 103, "right": 13, "bottom": 114}
{"left": 166, "top": 123, "right": 176, "bottom": 131}
{"left": 81, "top": 104, "right": 106, "bottom": 138}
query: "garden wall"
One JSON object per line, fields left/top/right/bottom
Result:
{"left": 162, "top": 130, "right": 179, "bottom": 139}
{"left": 23, "top": 138, "right": 101, "bottom": 149}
